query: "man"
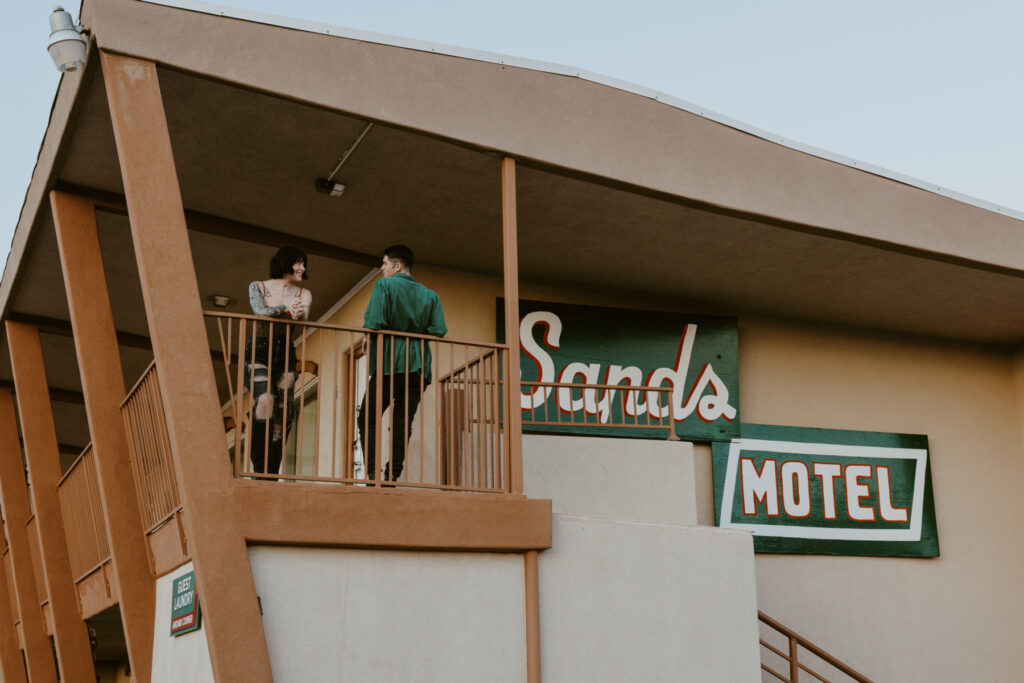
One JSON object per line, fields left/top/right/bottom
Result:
{"left": 359, "top": 245, "right": 447, "bottom": 482}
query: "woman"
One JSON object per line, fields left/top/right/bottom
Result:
{"left": 245, "top": 247, "right": 312, "bottom": 475}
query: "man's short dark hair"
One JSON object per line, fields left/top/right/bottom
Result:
{"left": 383, "top": 244, "right": 414, "bottom": 269}
{"left": 269, "top": 247, "right": 309, "bottom": 279}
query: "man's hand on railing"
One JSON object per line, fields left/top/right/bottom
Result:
{"left": 361, "top": 333, "right": 369, "bottom": 356}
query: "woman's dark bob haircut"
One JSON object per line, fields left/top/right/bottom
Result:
{"left": 269, "top": 247, "right": 309, "bottom": 279}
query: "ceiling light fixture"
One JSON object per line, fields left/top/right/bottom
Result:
{"left": 209, "top": 295, "right": 233, "bottom": 308}
{"left": 48, "top": 7, "right": 88, "bottom": 73}
{"left": 315, "top": 122, "right": 374, "bottom": 197}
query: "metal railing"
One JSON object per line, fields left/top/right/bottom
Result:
{"left": 121, "top": 361, "right": 182, "bottom": 532}
{"left": 758, "top": 611, "right": 873, "bottom": 683}
{"left": 520, "top": 380, "right": 678, "bottom": 439}
{"left": 56, "top": 445, "right": 111, "bottom": 581}
{"left": 206, "top": 312, "right": 512, "bottom": 493}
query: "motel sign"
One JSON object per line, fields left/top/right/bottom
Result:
{"left": 713, "top": 424, "right": 939, "bottom": 557}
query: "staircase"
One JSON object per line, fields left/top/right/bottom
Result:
{"left": 758, "top": 611, "right": 873, "bottom": 683}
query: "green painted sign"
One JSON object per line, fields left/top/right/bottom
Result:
{"left": 170, "top": 570, "right": 202, "bottom": 636}
{"left": 712, "top": 424, "right": 939, "bottom": 557}
{"left": 498, "top": 299, "right": 739, "bottom": 442}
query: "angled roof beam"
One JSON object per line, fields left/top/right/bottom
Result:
{"left": 0, "top": 379, "right": 84, "bottom": 405}
{"left": 7, "top": 312, "right": 151, "bottom": 350}
{"left": 54, "top": 182, "right": 380, "bottom": 267}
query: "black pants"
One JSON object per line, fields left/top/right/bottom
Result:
{"left": 358, "top": 372, "right": 424, "bottom": 481}
{"left": 244, "top": 333, "right": 295, "bottom": 475}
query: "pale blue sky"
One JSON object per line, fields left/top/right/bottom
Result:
{"left": 2, "top": 0, "right": 1022, "bottom": 258}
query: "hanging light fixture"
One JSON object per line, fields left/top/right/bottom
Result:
{"left": 48, "top": 7, "right": 88, "bottom": 73}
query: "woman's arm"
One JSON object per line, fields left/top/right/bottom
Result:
{"left": 249, "top": 281, "right": 287, "bottom": 317}
{"left": 291, "top": 288, "right": 313, "bottom": 320}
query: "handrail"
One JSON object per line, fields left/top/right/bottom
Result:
{"left": 206, "top": 312, "right": 511, "bottom": 492}
{"left": 120, "top": 363, "right": 182, "bottom": 532}
{"left": 56, "top": 444, "right": 112, "bottom": 582}
{"left": 758, "top": 611, "right": 873, "bottom": 683}
{"left": 120, "top": 358, "right": 158, "bottom": 411}
{"left": 203, "top": 311, "right": 509, "bottom": 350}
{"left": 520, "top": 380, "right": 678, "bottom": 439}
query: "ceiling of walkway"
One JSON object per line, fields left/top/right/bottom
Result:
{"left": 4, "top": 61, "right": 1024, "bottom": 454}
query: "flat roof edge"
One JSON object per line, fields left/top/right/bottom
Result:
{"left": 141, "top": 0, "right": 1023, "bottom": 223}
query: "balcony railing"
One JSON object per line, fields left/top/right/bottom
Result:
{"left": 121, "top": 361, "right": 181, "bottom": 531}
{"left": 206, "top": 312, "right": 512, "bottom": 493}
{"left": 520, "top": 380, "right": 678, "bottom": 439}
{"left": 56, "top": 445, "right": 111, "bottom": 582}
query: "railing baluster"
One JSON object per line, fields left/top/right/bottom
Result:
{"left": 198, "top": 311, "right": 511, "bottom": 493}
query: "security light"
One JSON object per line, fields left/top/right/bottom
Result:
{"left": 315, "top": 178, "right": 347, "bottom": 197}
{"left": 48, "top": 7, "right": 87, "bottom": 73}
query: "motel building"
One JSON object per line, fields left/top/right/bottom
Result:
{"left": 0, "top": 1, "right": 1022, "bottom": 681}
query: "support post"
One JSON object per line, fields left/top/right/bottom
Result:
{"left": 101, "top": 51, "right": 272, "bottom": 680}
{"left": 525, "top": 550, "right": 541, "bottom": 683}
{"left": 0, "top": 389, "right": 57, "bottom": 683}
{"left": 50, "top": 191, "right": 155, "bottom": 681}
{"left": 6, "top": 322, "right": 96, "bottom": 681}
{"left": 0, "top": 528, "right": 27, "bottom": 683}
{"left": 501, "top": 157, "right": 524, "bottom": 494}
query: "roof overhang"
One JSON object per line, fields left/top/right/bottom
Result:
{"left": 4, "top": 0, "right": 1024, "bottom": 451}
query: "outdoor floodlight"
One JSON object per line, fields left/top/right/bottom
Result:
{"left": 315, "top": 178, "right": 347, "bottom": 197}
{"left": 48, "top": 7, "right": 88, "bottom": 73}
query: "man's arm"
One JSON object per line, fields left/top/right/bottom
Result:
{"left": 363, "top": 279, "right": 389, "bottom": 331}
{"left": 426, "top": 293, "right": 447, "bottom": 337}
{"left": 362, "top": 279, "right": 389, "bottom": 354}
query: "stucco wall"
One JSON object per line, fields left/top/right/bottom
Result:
{"left": 320, "top": 264, "right": 1024, "bottom": 680}
{"left": 524, "top": 434, "right": 761, "bottom": 682}
{"left": 248, "top": 546, "right": 526, "bottom": 682}
{"left": 150, "top": 562, "right": 215, "bottom": 683}
{"left": 731, "top": 318, "right": 1024, "bottom": 682}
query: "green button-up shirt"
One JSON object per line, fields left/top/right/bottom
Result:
{"left": 363, "top": 273, "right": 447, "bottom": 382}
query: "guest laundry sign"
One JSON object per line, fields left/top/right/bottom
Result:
{"left": 713, "top": 424, "right": 939, "bottom": 557}
{"left": 497, "top": 299, "right": 739, "bottom": 442}
{"left": 170, "top": 570, "right": 202, "bottom": 636}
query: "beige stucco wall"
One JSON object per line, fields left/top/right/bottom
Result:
{"left": 523, "top": 434, "right": 698, "bottom": 525}
{"left": 321, "top": 264, "right": 1024, "bottom": 680}
{"left": 248, "top": 546, "right": 527, "bottom": 682}
{"left": 524, "top": 435, "right": 761, "bottom": 681}
{"left": 733, "top": 319, "right": 1024, "bottom": 682}
{"left": 150, "top": 562, "right": 215, "bottom": 683}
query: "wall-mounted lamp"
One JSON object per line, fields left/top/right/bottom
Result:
{"left": 48, "top": 7, "right": 88, "bottom": 73}
{"left": 314, "top": 122, "right": 373, "bottom": 198}
{"left": 315, "top": 179, "right": 347, "bottom": 197}
{"left": 209, "top": 295, "right": 234, "bottom": 308}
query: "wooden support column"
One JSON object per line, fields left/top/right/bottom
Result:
{"left": 0, "top": 389, "right": 57, "bottom": 683}
{"left": 50, "top": 191, "right": 155, "bottom": 682}
{"left": 524, "top": 550, "right": 541, "bottom": 683}
{"left": 101, "top": 51, "right": 273, "bottom": 680}
{"left": 6, "top": 322, "right": 96, "bottom": 681}
{"left": 0, "top": 532, "right": 27, "bottom": 683}
{"left": 501, "top": 157, "right": 524, "bottom": 494}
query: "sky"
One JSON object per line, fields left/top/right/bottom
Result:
{"left": 1, "top": 0, "right": 1022, "bottom": 258}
